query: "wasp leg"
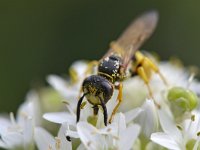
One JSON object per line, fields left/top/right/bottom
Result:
{"left": 76, "top": 93, "right": 87, "bottom": 123}
{"left": 144, "top": 57, "right": 168, "bottom": 86}
{"left": 137, "top": 66, "right": 153, "bottom": 97}
{"left": 137, "top": 66, "right": 160, "bottom": 108}
{"left": 158, "top": 71, "right": 168, "bottom": 86}
{"left": 135, "top": 51, "right": 168, "bottom": 86}
{"left": 109, "top": 83, "right": 123, "bottom": 124}
{"left": 98, "top": 96, "right": 108, "bottom": 126}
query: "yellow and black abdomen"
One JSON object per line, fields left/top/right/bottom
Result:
{"left": 82, "top": 75, "right": 114, "bottom": 105}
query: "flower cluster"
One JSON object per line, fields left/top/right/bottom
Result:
{"left": 1, "top": 57, "right": 200, "bottom": 150}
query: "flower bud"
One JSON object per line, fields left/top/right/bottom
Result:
{"left": 168, "top": 87, "right": 198, "bottom": 111}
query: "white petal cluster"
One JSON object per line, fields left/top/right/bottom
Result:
{"left": 42, "top": 60, "right": 200, "bottom": 150}
{"left": 76, "top": 113, "right": 140, "bottom": 150}
{"left": 1, "top": 58, "right": 200, "bottom": 150}
{"left": 0, "top": 91, "right": 40, "bottom": 150}
{"left": 34, "top": 123, "right": 72, "bottom": 150}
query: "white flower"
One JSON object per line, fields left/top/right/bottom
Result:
{"left": 124, "top": 99, "right": 159, "bottom": 138}
{"left": 151, "top": 62, "right": 200, "bottom": 101}
{"left": 47, "top": 61, "right": 88, "bottom": 100}
{"left": 151, "top": 108, "right": 200, "bottom": 150}
{"left": 0, "top": 91, "right": 40, "bottom": 150}
{"left": 76, "top": 113, "right": 140, "bottom": 150}
{"left": 119, "top": 61, "right": 200, "bottom": 112}
{"left": 34, "top": 123, "right": 72, "bottom": 150}
{"left": 44, "top": 59, "right": 200, "bottom": 150}
{"left": 17, "top": 90, "right": 41, "bottom": 126}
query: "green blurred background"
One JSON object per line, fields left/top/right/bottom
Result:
{"left": 0, "top": 0, "right": 200, "bottom": 113}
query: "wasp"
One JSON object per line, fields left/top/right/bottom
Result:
{"left": 76, "top": 11, "right": 167, "bottom": 126}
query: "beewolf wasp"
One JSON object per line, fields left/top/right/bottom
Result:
{"left": 76, "top": 11, "right": 167, "bottom": 126}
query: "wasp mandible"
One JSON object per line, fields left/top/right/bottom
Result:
{"left": 76, "top": 11, "right": 167, "bottom": 126}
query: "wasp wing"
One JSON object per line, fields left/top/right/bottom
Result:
{"left": 117, "top": 11, "right": 158, "bottom": 52}
{"left": 103, "top": 11, "right": 158, "bottom": 69}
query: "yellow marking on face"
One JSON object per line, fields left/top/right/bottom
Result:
{"left": 88, "top": 85, "right": 97, "bottom": 94}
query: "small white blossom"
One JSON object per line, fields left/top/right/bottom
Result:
{"left": 34, "top": 123, "right": 72, "bottom": 150}
{"left": 0, "top": 91, "right": 40, "bottom": 150}
{"left": 76, "top": 113, "right": 140, "bottom": 150}
{"left": 124, "top": 99, "right": 159, "bottom": 138}
{"left": 2, "top": 57, "right": 199, "bottom": 150}
{"left": 151, "top": 108, "right": 200, "bottom": 150}
{"left": 44, "top": 60, "right": 200, "bottom": 150}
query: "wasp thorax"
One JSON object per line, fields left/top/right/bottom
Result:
{"left": 98, "top": 55, "right": 122, "bottom": 82}
{"left": 82, "top": 75, "right": 114, "bottom": 105}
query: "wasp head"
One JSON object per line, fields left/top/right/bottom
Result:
{"left": 76, "top": 75, "right": 114, "bottom": 126}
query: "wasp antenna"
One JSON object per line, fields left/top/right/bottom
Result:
{"left": 76, "top": 93, "right": 87, "bottom": 123}
{"left": 98, "top": 96, "right": 108, "bottom": 126}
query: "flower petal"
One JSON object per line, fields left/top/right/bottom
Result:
{"left": 47, "top": 75, "right": 79, "bottom": 99}
{"left": 114, "top": 113, "right": 126, "bottom": 136}
{"left": 98, "top": 123, "right": 118, "bottom": 136}
{"left": 0, "top": 117, "right": 11, "bottom": 135}
{"left": 23, "top": 117, "right": 34, "bottom": 149}
{"left": 43, "top": 112, "right": 75, "bottom": 125}
{"left": 151, "top": 132, "right": 181, "bottom": 150}
{"left": 77, "top": 122, "right": 104, "bottom": 150}
{"left": 17, "top": 90, "right": 41, "bottom": 126}
{"left": 158, "top": 109, "right": 182, "bottom": 144}
{"left": 2, "top": 132, "right": 23, "bottom": 149}
{"left": 69, "top": 60, "right": 89, "bottom": 80}
{"left": 34, "top": 127, "right": 55, "bottom": 150}
{"left": 57, "top": 123, "right": 72, "bottom": 150}
{"left": 124, "top": 107, "right": 143, "bottom": 123}
{"left": 0, "top": 140, "right": 8, "bottom": 149}
{"left": 66, "top": 130, "right": 79, "bottom": 139}
{"left": 119, "top": 124, "right": 141, "bottom": 150}
{"left": 183, "top": 110, "right": 200, "bottom": 140}
{"left": 136, "top": 99, "right": 159, "bottom": 137}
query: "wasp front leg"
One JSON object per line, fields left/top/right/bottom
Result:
{"left": 109, "top": 82, "right": 123, "bottom": 124}
{"left": 135, "top": 51, "right": 168, "bottom": 86}
{"left": 137, "top": 65, "right": 160, "bottom": 108}
{"left": 137, "top": 66, "right": 153, "bottom": 98}
{"left": 143, "top": 57, "right": 168, "bottom": 86}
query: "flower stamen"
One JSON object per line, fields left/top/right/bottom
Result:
{"left": 193, "top": 132, "right": 200, "bottom": 150}
{"left": 87, "top": 141, "right": 92, "bottom": 147}
{"left": 55, "top": 137, "right": 61, "bottom": 150}
{"left": 176, "top": 125, "right": 183, "bottom": 131}
{"left": 10, "top": 112, "right": 16, "bottom": 125}
{"left": 48, "top": 145, "right": 53, "bottom": 150}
